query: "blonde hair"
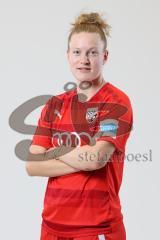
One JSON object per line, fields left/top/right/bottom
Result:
{"left": 68, "top": 12, "right": 111, "bottom": 50}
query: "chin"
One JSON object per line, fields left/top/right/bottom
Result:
{"left": 75, "top": 75, "right": 95, "bottom": 83}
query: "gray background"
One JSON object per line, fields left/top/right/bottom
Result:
{"left": 0, "top": 0, "right": 159, "bottom": 239}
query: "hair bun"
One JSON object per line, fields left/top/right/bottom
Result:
{"left": 78, "top": 13, "right": 100, "bottom": 24}
{"left": 73, "top": 12, "right": 111, "bottom": 37}
{"left": 68, "top": 12, "right": 111, "bottom": 50}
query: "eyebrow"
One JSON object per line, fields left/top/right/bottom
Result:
{"left": 71, "top": 47, "right": 98, "bottom": 51}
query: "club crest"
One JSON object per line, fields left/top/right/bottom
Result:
{"left": 86, "top": 107, "right": 98, "bottom": 123}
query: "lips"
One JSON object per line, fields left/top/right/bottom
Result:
{"left": 78, "top": 67, "right": 91, "bottom": 70}
{"left": 77, "top": 67, "right": 91, "bottom": 72}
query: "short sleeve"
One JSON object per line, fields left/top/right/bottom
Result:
{"left": 31, "top": 99, "right": 53, "bottom": 149}
{"left": 96, "top": 99, "right": 133, "bottom": 153}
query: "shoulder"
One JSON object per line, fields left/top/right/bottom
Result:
{"left": 103, "top": 83, "right": 133, "bottom": 122}
{"left": 40, "top": 88, "right": 76, "bottom": 121}
{"left": 45, "top": 88, "right": 76, "bottom": 107}
{"left": 106, "top": 82, "right": 132, "bottom": 107}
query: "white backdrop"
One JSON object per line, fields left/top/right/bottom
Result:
{"left": 0, "top": 0, "right": 159, "bottom": 239}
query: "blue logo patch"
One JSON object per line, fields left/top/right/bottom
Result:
{"left": 100, "top": 122, "right": 118, "bottom": 135}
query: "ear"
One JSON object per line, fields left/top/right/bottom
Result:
{"left": 103, "top": 49, "right": 109, "bottom": 64}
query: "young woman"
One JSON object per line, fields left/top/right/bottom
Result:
{"left": 26, "top": 12, "right": 133, "bottom": 240}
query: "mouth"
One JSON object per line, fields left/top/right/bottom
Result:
{"left": 77, "top": 67, "right": 91, "bottom": 72}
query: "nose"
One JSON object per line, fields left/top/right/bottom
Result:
{"left": 80, "top": 53, "right": 90, "bottom": 65}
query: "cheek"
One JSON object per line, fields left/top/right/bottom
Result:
{"left": 92, "top": 59, "right": 103, "bottom": 71}
{"left": 69, "top": 58, "right": 78, "bottom": 68}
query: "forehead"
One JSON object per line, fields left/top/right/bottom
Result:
{"left": 69, "top": 32, "right": 103, "bottom": 49}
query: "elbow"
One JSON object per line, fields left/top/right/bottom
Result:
{"left": 25, "top": 161, "right": 34, "bottom": 176}
{"left": 88, "top": 153, "right": 108, "bottom": 170}
{"left": 92, "top": 161, "right": 107, "bottom": 170}
{"left": 85, "top": 160, "right": 106, "bottom": 171}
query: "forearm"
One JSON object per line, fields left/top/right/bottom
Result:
{"left": 26, "top": 158, "right": 81, "bottom": 177}
{"left": 26, "top": 145, "right": 82, "bottom": 177}
{"left": 55, "top": 145, "right": 99, "bottom": 170}
{"left": 26, "top": 146, "right": 97, "bottom": 177}
{"left": 26, "top": 141, "right": 114, "bottom": 177}
{"left": 45, "top": 142, "right": 112, "bottom": 171}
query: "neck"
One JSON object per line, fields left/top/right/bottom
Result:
{"left": 76, "top": 76, "right": 106, "bottom": 102}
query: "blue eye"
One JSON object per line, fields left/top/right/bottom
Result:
{"left": 89, "top": 50, "right": 98, "bottom": 56}
{"left": 73, "top": 50, "right": 80, "bottom": 55}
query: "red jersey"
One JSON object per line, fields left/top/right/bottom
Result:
{"left": 31, "top": 82, "right": 133, "bottom": 238}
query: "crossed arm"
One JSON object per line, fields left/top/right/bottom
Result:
{"left": 25, "top": 141, "right": 115, "bottom": 177}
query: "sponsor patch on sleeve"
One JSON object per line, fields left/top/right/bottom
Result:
{"left": 99, "top": 119, "right": 118, "bottom": 138}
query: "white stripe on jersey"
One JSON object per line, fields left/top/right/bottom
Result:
{"left": 98, "top": 234, "right": 106, "bottom": 240}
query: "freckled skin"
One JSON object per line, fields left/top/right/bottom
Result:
{"left": 67, "top": 32, "right": 108, "bottom": 84}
